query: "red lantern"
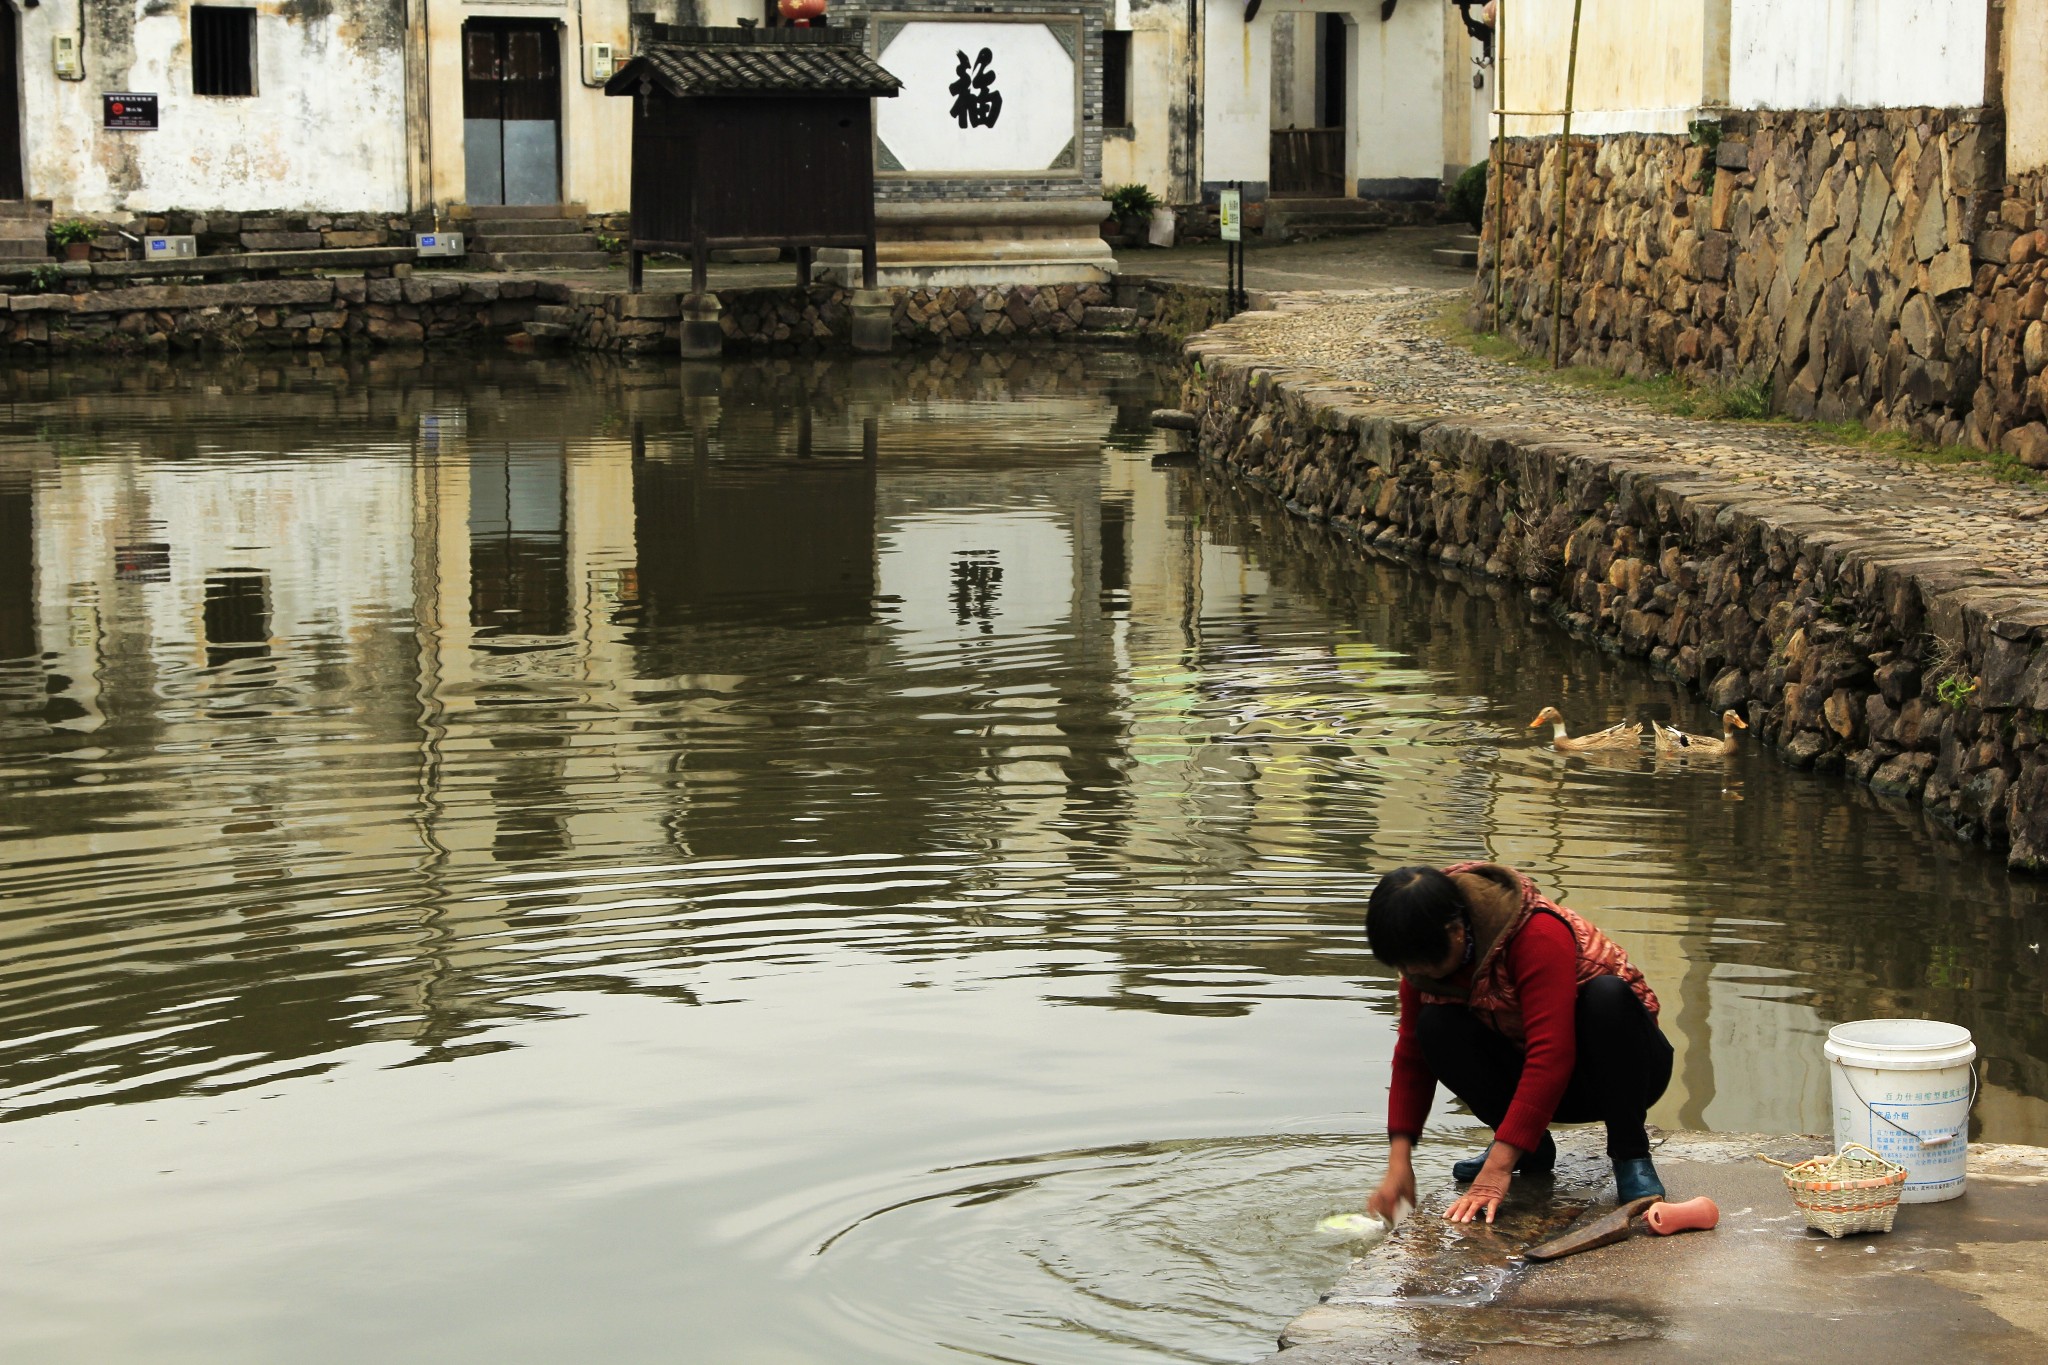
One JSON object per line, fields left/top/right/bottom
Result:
{"left": 778, "top": 0, "right": 826, "bottom": 26}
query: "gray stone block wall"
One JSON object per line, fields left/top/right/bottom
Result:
{"left": 837, "top": 2, "right": 1107, "bottom": 201}
{"left": 1479, "top": 107, "right": 2048, "bottom": 462}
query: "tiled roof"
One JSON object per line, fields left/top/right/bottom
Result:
{"left": 606, "top": 31, "right": 902, "bottom": 99}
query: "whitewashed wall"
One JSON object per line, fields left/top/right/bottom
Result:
{"left": 1099, "top": 5, "right": 1189, "bottom": 200}
{"left": 1728, "top": 0, "right": 1987, "bottom": 110}
{"left": 1200, "top": 0, "right": 1272, "bottom": 189}
{"left": 1347, "top": 0, "right": 1444, "bottom": 191}
{"left": 1500, "top": 0, "right": 1711, "bottom": 136}
{"left": 1199, "top": 0, "right": 1443, "bottom": 196}
{"left": 20, "top": 1, "right": 410, "bottom": 214}
{"left": 1501, "top": 0, "right": 1989, "bottom": 136}
{"left": 2010, "top": 0, "right": 2048, "bottom": 174}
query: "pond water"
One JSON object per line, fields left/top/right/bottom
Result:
{"left": 2, "top": 348, "right": 2047, "bottom": 1365}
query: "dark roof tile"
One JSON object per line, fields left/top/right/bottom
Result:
{"left": 606, "top": 33, "right": 902, "bottom": 98}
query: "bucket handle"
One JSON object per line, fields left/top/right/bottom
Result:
{"left": 1840, "top": 1061, "right": 1978, "bottom": 1149}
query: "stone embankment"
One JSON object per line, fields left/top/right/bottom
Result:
{"left": 0, "top": 275, "right": 1226, "bottom": 355}
{"left": 1184, "top": 287, "right": 2048, "bottom": 871}
{"left": 0, "top": 275, "right": 551, "bottom": 351}
{"left": 526, "top": 278, "right": 1224, "bottom": 352}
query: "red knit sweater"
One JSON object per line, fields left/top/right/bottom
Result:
{"left": 1386, "top": 911, "right": 1578, "bottom": 1153}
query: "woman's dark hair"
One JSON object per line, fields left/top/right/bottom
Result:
{"left": 1365, "top": 866, "right": 1466, "bottom": 968}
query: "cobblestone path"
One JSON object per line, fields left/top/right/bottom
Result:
{"left": 1215, "top": 287, "right": 2048, "bottom": 585}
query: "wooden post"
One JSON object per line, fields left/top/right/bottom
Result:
{"left": 629, "top": 248, "right": 644, "bottom": 295}
{"left": 1491, "top": 0, "right": 1507, "bottom": 333}
{"left": 861, "top": 242, "right": 878, "bottom": 292}
{"left": 1550, "top": 0, "right": 1585, "bottom": 369}
{"left": 797, "top": 245, "right": 813, "bottom": 290}
{"left": 691, "top": 239, "right": 708, "bottom": 298}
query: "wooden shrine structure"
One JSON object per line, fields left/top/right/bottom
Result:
{"left": 604, "top": 25, "right": 901, "bottom": 295}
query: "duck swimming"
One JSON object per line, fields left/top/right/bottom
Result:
{"left": 1529, "top": 706, "right": 1643, "bottom": 752}
{"left": 1653, "top": 710, "right": 1748, "bottom": 757}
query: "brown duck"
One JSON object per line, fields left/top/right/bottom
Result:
{"left": 1529, "top": 706, "right": 1643, "bottom": 753}
{"left": 1653, "top": 710, "right": 1748, "bottom": 757}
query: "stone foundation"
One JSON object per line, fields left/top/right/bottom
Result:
{"left": 0, "top": 272, "right": 1231, "bottom": 356}
{"left": 1481, "top": 108, "right": 2048, "bottom": 460}
{"left": 527, "top": 279, "right": 1231, "bottom": 353}
{"left": 0, "top": 275, "right": 545, "bottom": 352}
{"left": 1185, "top": 320, "right": 2048, "bottom": 873}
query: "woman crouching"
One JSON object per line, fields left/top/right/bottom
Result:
{"left": 1364, "top": 862, "right": 1673, "bottom": 1224}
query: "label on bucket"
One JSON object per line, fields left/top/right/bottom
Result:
{"left": 1833, "top": 1074, "right": 1971, "bottom": 1200}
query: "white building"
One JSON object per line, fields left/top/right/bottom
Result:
{"left": 0, "top": 0, "right": 655, "bottom": 217}
{"left": 1101, "top": 0, "right": 1491, "bottom": 210}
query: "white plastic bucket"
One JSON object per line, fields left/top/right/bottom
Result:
{"left": 1824, "top": 1019, "right": 1977, "bottom": 1203}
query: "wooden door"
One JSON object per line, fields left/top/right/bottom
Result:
{"left": 462, "top": 21, "right": 561, "bottom": 206}
{"left": 1270, "top": 130, "right": 1344, "bottom": 197}
{"left": 0, "top": 6, "right": 23, "bottom": 201}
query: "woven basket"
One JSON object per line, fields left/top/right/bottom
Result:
{"left": 1759, "top": 1144, "right": 1908, "bottom": 1238}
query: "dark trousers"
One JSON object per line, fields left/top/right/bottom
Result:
{"left": 1415, "top": 974, "right": 1673, "bottom": 1160}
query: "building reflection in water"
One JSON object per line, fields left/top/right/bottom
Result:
{"left": 0, "top": 349, "right": 2044, "bottom": 1152}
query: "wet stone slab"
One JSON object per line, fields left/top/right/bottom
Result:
{"left": 1261, "top": 1133, "right": 2048, "bottom": 1364}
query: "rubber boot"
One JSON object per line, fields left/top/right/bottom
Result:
{"left": 1452, "top": 1134, "right": 1556, "bottom": 1184}
{"left": 1612, "top": 1155, "right": 1666, "bottom": 1202}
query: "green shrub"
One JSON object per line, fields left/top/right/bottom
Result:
{"left": 1448, "top": 162, "right": 1488, "bottom": 231}
{"left": 50, "top": 219, "right": 97, "bottom": 247}
{"left": 1104, "top": 183, "right": 1160, "bottom": 221}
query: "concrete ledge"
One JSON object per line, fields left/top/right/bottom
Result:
{"left": 0, "top": 247, "right": 417, "bottom": 286}
{"left": 876, "top": 199, "right": 1113, "bottom": 229}
{"left": 1261, "top": 1133, "right": 2048, "bottom": 1364}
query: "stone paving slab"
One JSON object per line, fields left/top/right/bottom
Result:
{"left": 1206, "top": 287, "right": 2048, "bottom": 585}
{"left": 1263, "top": 1134, "right": 2048, "bottom": 1364}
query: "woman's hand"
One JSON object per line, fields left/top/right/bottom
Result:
{"left": 1446, "top": 1142, "right": 1520, "bottom": 1224}
{"left": 1367, "top": 1138, "right": 1417, "bottom": 1221}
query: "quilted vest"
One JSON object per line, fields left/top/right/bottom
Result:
{"left": 1414, "top": 861, "right": 1659, "bottom": 1045}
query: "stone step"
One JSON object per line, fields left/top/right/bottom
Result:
{"left": 1266, "top": 198, "right": 1392, "bottom": 218}
{"left": 1451, "top": 233, "right": 1483, "bottom": 250}
{"left": 1433, "top": 247, "right": 1480, "bottom": 267}
{"left": 1082, "top": 305, "right": 1138, "bottom": 331}
{"left": 469, "top": 231, "right": 601, "bottom": 254}
{"left": 0, "top": 219, "right": 46, "bottom": 239}
{"left": 460, "top": 202, "right": 587, "bottom": 222}
{"left": 473, "top": 249, "right": 614, "bottom": 272}
{"left": 0, "top": 240, "right": 50, "bottom": 261}
{"left": 531, "top": 304, "right": 581, "bottom": 326}
{"left": 523, "top": 321, "right": 573, "bottom": 340}
{"left": 0, "top": 199, "right": 52, "bottom": 220}
{"left": 468, "top": 220, "right": 591, "bottom": 241}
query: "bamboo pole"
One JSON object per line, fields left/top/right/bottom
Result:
{"left": 1491, "top": 0, "right": 1508, "bottom": 332}
{"left": 1550, "top": 0, "right": 1585, "bottom": 368}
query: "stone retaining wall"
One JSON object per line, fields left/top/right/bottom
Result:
{"left": 1184, "top": 325, "right": 2048, "bottom": 872}
{"left": 0, "top": 273, "right": 1228, "bottom": 355}
{"left": 0, "top": 276, "right": 546, "bottom": 352}
{"left": 530, "top": 279, "right": 1229, "bottom": 353}
{"left": 1482, "top": 108, "right": 2048, "bottom": 462}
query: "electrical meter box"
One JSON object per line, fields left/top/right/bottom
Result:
{"left": 585, "top": 44, "right": 616, "bottom": 83}
{"left": 414, "top": 232, "right": 466, "bottom": 258}
{"left": 53, "top": 36, "right": 83, "bottom": 80}
{"left": 144, "top": 236, "right": 197, "bottom": 260}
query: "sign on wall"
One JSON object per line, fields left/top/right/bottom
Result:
{"left": 874, "top": 17, "right": 1080, "bottom": 175}
{"left": 102, "top": 93, "right": 160, "bottom": 131}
